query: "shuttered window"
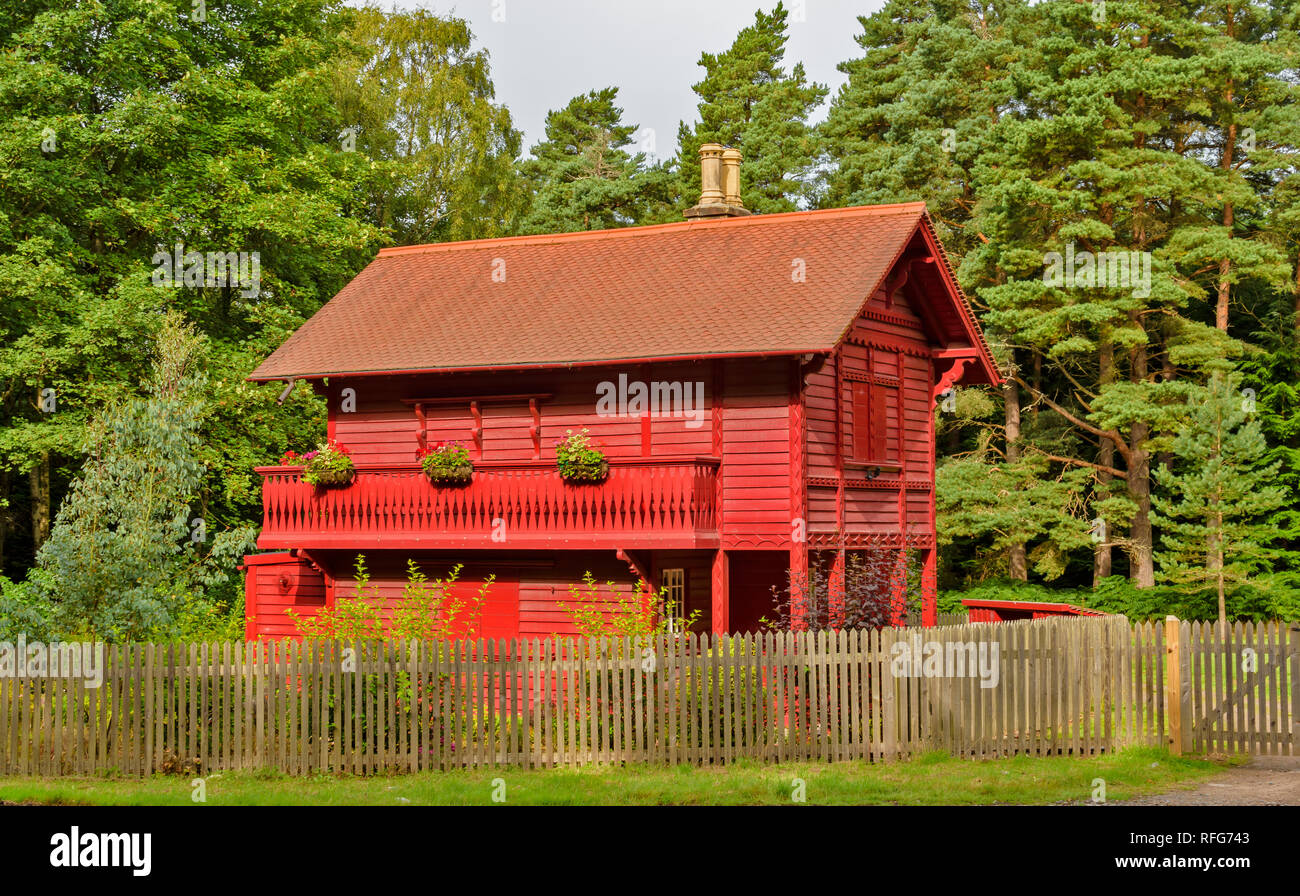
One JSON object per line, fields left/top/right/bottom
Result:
{"left": 850, "top": 379, "right": 895, "bottom": 463}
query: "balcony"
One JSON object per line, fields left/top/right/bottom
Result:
{"left": 256, "top": 456, "right": 720, "bottom": 552}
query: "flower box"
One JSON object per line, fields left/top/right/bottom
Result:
{"left": 418, "top": 442, "right": 473, "bottom": 485}
{"left": 555, "top": 429, "right": 609, "bottom": 483}
{"left": 299, "top": 441, "right": 355, "bottom": 488}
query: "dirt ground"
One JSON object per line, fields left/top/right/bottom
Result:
{"left": 1121, "top": 755, "right": 1300, "bottom": 806}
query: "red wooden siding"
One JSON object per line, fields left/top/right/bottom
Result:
{"left": 719, "top": 359, "right": 791, "bottom": 544}
{"left": 803, "top": 283, "right": 937, "bottom": 538}
{"left": 325, "top": 363, "right": 716, "bottom": 467}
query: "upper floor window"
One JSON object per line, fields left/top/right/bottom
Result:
{"left": 849, "top": 377, "right": 899, "bottom": 465}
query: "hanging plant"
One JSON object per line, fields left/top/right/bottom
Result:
{"left": 555, "top": 428, "right": 609, "bottom": 482}
{"left": 417, "top": 441, "right": 473, "bottom": 485}
{"left": 300, "top": 440, "right": 354, "bottom": 487}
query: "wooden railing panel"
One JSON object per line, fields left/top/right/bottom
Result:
{"left": 257, "top": 458, "right": 719, "bottom": 548}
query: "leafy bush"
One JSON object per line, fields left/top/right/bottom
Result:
{"left": 558, "top": 571, "right": 699, "bottom": 637}
{"left": 0, "top": 577, "right": 53, "bottom": 641}
{"left": 391, "top": 560, "right": 491, "bottom": 639}
{"left": 288, "top": 556, "right": 493, "bottom": 640}
{"left": 288, "top": 555, "right": 386, "bottom": 640}
{"left": 766, "top": 551, "right": 919, "bottom": 631}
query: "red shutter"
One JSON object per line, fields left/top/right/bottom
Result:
{"left": 851, "top": 380, "right": 893, "bottom": 463}
{"left": 851, "top": 381, "right": 871, "bottom": 461}
{"left": 871, "top": 383, "right": 889, "bottom": 461}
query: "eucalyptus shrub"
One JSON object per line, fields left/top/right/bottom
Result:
{"left": 31, "top": 314, "right": 255, "bottom": 642}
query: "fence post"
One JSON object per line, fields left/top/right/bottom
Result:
{"left": 1291, "top": 624, "right": 1300, "bottom": 757}
{"left": 1164, "top": 615, "right": 1190, "bottom": 756}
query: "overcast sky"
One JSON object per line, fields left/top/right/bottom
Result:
{"left": 362, "top": 0, "right": 885, "bottom": 160}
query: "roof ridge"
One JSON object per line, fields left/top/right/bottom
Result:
{"left": 377, "top": 202, "right": 928, "bottom": 257}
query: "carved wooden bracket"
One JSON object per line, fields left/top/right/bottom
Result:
{"left": 886, "top": 255, "right": 935, "bottom": 308}
{"left": 469, "top": 400, "right": 483, "bottom": 456}
{"left": 529, "top": 398, "right": 541, "bottom": 460}
{"left": 933, "top": 355, "right": 975, "bottom": 402}
{"left": 616, "top": 548, "right": 652, "bottom": 592}
{"left": 413, "top": 403, "right": 428, "bottom": 453}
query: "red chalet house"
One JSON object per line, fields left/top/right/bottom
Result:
{"left": 243, "top": 146, "right": 999, "bottom": 640}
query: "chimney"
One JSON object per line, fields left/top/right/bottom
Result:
{"left": 721, "top": 148, "right": 744, "bottom": 208}
{"left": 685, "top": 144, "right": 750, "bottom": 219}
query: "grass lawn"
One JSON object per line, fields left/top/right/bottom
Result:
{"left": 0, "top": 747, "right": 1237, "bottom": 806}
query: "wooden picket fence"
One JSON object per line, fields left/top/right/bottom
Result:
{"left": 0, "top": 615, "right": 1294, "bottom": 776}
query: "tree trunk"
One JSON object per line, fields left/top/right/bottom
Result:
{"left": 0, "top": 468, "right": 8, "bottom": 574}
{"left": 1030, "top": 351, "right": 1042, "bottom": 426}
{"left": 30, "top": 452, "right": 51, "bottom": 552}
{"left": 1216, "top": 247, "right": 1232, "bottom": 331}
{"left": 1216, "top": 116, "right": 1235, "bottom": 332}
{"left": 1213, "top": 507, "right": 1226, "bottom": 628}
{"left": 1126, "top": 440, "right": 1155, "bottom": 588}
{"left": 1127, "top": 334, "right": 1155, "bottom": 588}
{"left": 1094, "top": 333, "right": 1114, "bottom": 585}
{"left": 1003, "top": 375, "right": 1027, "bottom": 580}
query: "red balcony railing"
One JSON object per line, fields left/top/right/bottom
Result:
{"left": 255, "top": 456, "right": 720, "bottom": 551}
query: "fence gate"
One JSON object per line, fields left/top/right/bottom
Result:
{"left": 1182, "top": 621, "right": 1298, "bottom": 756}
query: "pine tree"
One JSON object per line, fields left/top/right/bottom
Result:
{"left": 673, "top": 3, "right": 827, "bottom": 214}
{"left": 1173, "top": 0, "right": 1298, "bottom": 334}
{"left": 968, "top": 0, "right": 1260, "bottom": 589}
{"left": 818, "top": 0, "right": 1028, "bottom": 256}
{"left": 517, "top": 87, "right": 671, "bottom": 234}
{"left": 1153, "top": 372, "right": 1287, "bottom": 626}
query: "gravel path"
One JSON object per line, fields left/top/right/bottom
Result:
{"left": 1122, "top": 756, "right": 1300, "bottom": 806}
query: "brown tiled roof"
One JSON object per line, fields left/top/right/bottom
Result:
{"left": 249, "top": 203, "right": 997, "bottom": 382}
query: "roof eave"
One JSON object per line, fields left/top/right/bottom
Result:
{"left": 914, "top": 214, "right": 1002, "bottom": 387}
{"left": 246, "top": 347, "right": 834, "bottom": 383}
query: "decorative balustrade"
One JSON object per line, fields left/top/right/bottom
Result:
{"left": 256, "top": 457, "right": 720, "bottom": 551}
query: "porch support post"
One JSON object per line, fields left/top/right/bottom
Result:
{"left": 891, "top": 548, "right": 908, "bottom": 626}
{"left": 711, "top": 548, "right": 729, "bottom": 635}
{"left": 829, "top": 548, "right": 846, "bottom": 628}
{"left": 790, "top": 355, "right": 809, "bottom": 631}
{"left": 790, "top": 545, "right": 808, "bottom": 630}
{"left": 921, "top": 548, "right": 937, "bottom": 627}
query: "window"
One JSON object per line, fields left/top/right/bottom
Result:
{"left": 851, "top": 381, "right": 888, "bottom": 462}
{"left": 660, "top": 568, "right": 686, "bottom": 633}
